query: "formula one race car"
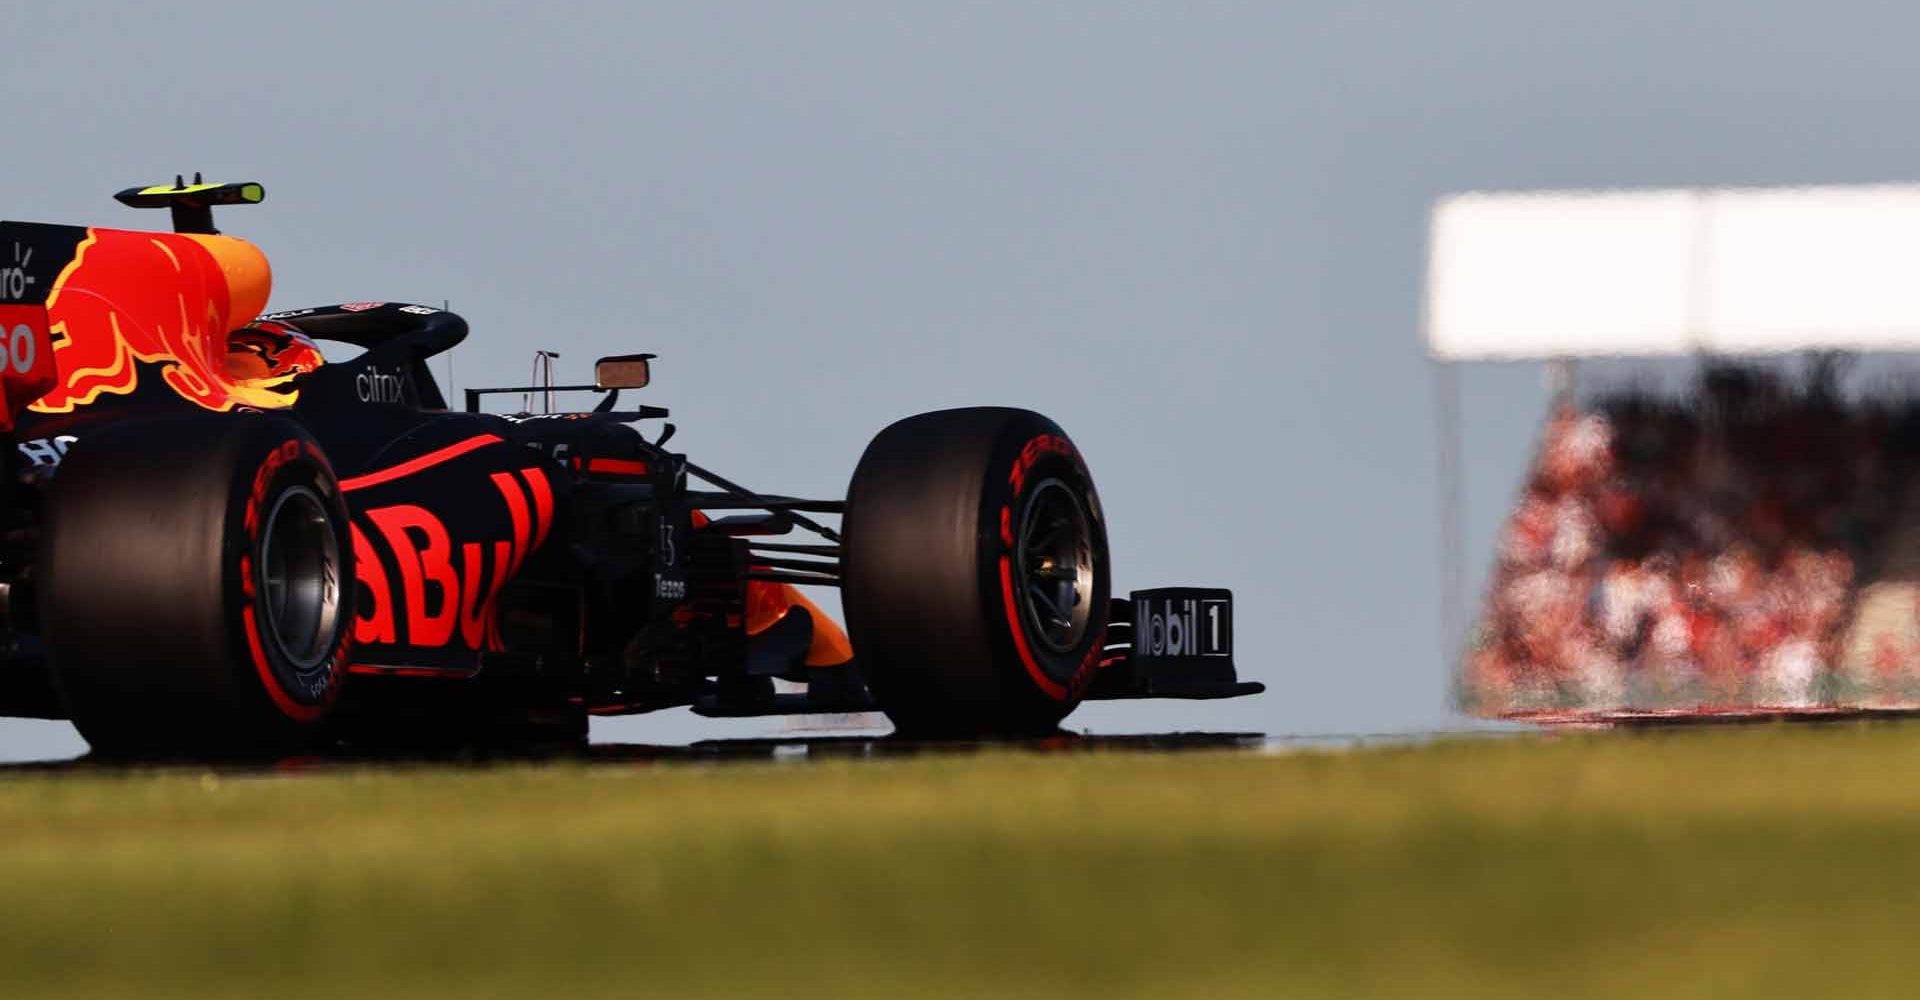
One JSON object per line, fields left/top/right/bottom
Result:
{"left": 0, "top": 180, "right": 1261, "bottom": 755}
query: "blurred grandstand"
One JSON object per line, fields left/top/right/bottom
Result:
{"left": 1426, "top": 184, "right": 1920, "bottom": 719}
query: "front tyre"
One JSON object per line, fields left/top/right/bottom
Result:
{"left": 842, "top": 407, "right": 1110, "bottom": 736}
{"left": 40, "top": 416, "right": 352, "bottom": 757}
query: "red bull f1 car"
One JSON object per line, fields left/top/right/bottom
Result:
{"left": 0, "top": 180, "right": 1260, "bottom": 755}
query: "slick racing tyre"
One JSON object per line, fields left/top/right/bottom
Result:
{"left": 40, "top": 415, "right": 352, "bottom": 757}
{"left": 842, "top": 407, "right": 1110, "bottom": 736}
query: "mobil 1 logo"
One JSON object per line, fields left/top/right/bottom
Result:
{"left": 1132, "top": 587, "right": 1232, "bottom": 666}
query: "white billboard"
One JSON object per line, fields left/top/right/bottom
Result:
{"left": 1425, "top": 183, "right": 1920, "bottom": 360}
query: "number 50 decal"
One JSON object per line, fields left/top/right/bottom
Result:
{"left": 0, "top": 304, "right": 55, "bottom": 430}
{"left": 5, "top": 324, "right": 35, "bottom": 375}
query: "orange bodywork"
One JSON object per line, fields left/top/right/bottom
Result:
{"left": 746, "top": 578, "right": 855, "bottom": 668}
{"left": 689, "top": 510, "right": 852, "bottom": 668}
{"left": 29, "top": 227, "right": 295, "bottom": 414}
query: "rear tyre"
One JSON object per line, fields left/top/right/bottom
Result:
{"left": 842, "top": 407, "right": 1109, "bottom": 736}
{"left": 40, "top": 416, "right": 352, "bottom": 758}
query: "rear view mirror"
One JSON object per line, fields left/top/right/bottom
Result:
{"left": 595, "top": 354, "right": 653, "bottom": 390}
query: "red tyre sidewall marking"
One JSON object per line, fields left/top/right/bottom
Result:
{"left": 244, "top": 605, "right": 328, "bottom": 722}
{"left": 998, "top": 555, "right": 1066, "bottom": 700}
{"left": 240, "top": 436, "right": 343, "bottom": 723}
{"left": 998, "top": 432, "right": 1102, "bottom": 703}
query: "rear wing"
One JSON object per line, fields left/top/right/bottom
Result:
{"left": 113, "top": 175, "right": 264, "bottom": 235}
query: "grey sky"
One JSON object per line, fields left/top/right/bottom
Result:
{"left": 4, "top": 1, "right": 1915, "bottom": 760}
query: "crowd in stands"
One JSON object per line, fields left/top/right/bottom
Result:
{"left": 1464, "top": 363, "right": 1920, "bottom": 715}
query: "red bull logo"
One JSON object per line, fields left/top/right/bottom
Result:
{"left": 29, "top": 227, "right": 278, "bottom": 414}
{"left": 350, "top": 463, "right": 556, "bottom": 652}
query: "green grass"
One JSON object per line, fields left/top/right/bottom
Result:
{"left": 5, "top": 724, "right": 1920, "bottom": 998}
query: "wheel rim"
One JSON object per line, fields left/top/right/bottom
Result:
{"left": 1014, "top": 478, "right": 1095, "bottom": 654}
{"left": 257, "top": 485, "right": 342, "bottom": 675}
